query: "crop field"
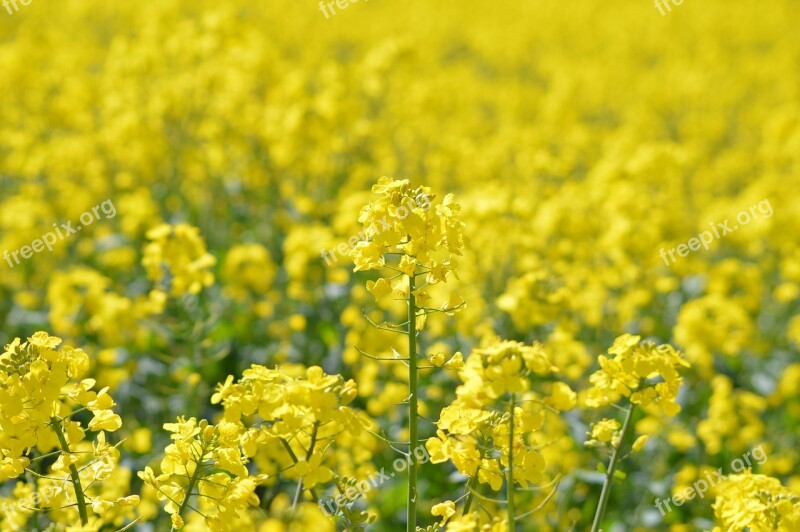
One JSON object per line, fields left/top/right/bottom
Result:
{"left": 0, "top": 0, "right": 799, "bottom": 531}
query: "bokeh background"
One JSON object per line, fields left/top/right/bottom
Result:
{"left": 1, "top": 0, "right": 799, "bottom": 530}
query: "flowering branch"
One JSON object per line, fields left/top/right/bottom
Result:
{"left": 590, "top": 402, "right": 634, "bottom": 532}
{"left": 50, "top": 416, "right": 89, "bottom": 526}
{"left": 507, "top": 393, "right": 516, "bottom": 532}
{"left": 407, "top": 266, "right": 419, "bottom": 532}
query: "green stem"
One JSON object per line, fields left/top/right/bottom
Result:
{"left": 25, "top": 465, "right": 40, "bottom": 531}
{"left": 590, "top": 402, "right": 635, "bottom": 532}
{"left": 407, "top": 270, "right": 419, "bottom": 532}
{"left": 293, "top": 421, "right": 320, "bottom": 508}
{"left": 50, "top": 416, "right": 89, "bottom": 526}
{"left": 462, "top": 475, "right": 477, "bottom": 515}
{"left": 507, "top": 393, "right": 516, "bottom": 532}
{"left": 279, "top": 438, "right": 319, "bottom": 503}
{"left": 174, "top": 443, "right": 206, "bottom": 530}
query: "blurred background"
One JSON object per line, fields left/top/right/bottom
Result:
{"left": 1, "top": 0, "right": 799, "bottom": 530}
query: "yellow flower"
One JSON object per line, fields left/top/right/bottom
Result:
{"left": 451, "top": 443, "right": 481, "bottom": 477}
{"left": 221, "top": 243, "right": 275, "bottom": 299}
{"left": 586, "top": 336, "right": 689, "bottom": 416}
{"left": 444, "top": 352, "right": 465, "bottom": 370}
{"left": 478, "top": 459, "right": 503, "bottom": 491}
{"left": 426, "top": 430, "right": 452, "bottom": 463}
{"left": 485, "top": 354, "right": 526, "bottom": 396}
{"left": 88, "top": 410, "right": 122, "bottom": 432}
{"left": 366, "top": 277, "right": 393, "bottom": 300}
{"left": 351, "top": 178, "right": 464, "bottom": 311}
{"left": 631, "top": 435, "right": 648, "bottom": 452}
{"left": 171, "top": 513, "right": 185, "bottom": 529}
{"left": 547, "top": 382, "right": 577, "bottom": 411}
{"left": 428, "top": 351, "right": 446, "bottom": 367}
{"left": 712, "top": 471, "right": 800, "bottom": 530}
{"left": 588, "top": 419, "right": 621, "bottom": 444}
{"left": 142, "top": 223, "right": 216, "bottom": 296}
{"left": 514, "top": 449, "right": 545, "bottom": 487}
{"left": 438, "top": 405, "right": 492, "bottom": 435}
{"left": 291, "top": 453, "right": 333, "bottom": 489}
{"left": 351, "top": 241, "right": 385, "bottom": 272}
{"left": 431, "top": 500, "right": 457, "bottom": 525}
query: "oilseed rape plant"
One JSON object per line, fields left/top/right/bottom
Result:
{"left": 0, "top": 333, "right": 138, "bottom": 529}
{"left": 352, "top": 177, "right": 465, "bottom": 531}
{"left": 1, "top": 0, "right": 800, "bottom": 530}
{"left": 425, "top": 339, "right": 568, "bottom": 531}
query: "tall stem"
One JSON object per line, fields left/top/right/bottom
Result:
{"left": 462, "top": 475, "right": 477, "bottom": 515}
{"left": 173, "top": 444, "right": 206, "bottom": 531}
{"left": 50, "top": 416, "right": 89, "bottom": 526}
{"left": 590, "top": 402, "right": 635, "bottom": 532}
{"left": 280, "top": 438, "right": 319, "bottom": 502}
{"left": 407, "top": 271, "right": 419, "bottom": 532}
{"left": 294, "top": 421, "right": 320, "bottom": 508}
{"left": 507, "top": 393, "right": 516, "bottom": 532}
{"left": 25, "top": 458, "right": 42, "bottom": 531}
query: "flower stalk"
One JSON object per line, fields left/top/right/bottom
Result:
{"left": 507, "top": 393, "right": 516, "bottom": 532}
{"left": 173, "top": 441, "right": 207, "bottom": 531}
{"left": 590, "top": 402, "right": 635, "bottom": 532}
{"left": 293, "top": 421, "right": 320, "bottom": 508}
{"left": 462, "top": 475, "right": 478, "bottom": 515}
{"left": 407, "top": 269, "right": 419, "bottom": 532}
{"left": 350, "top": 179, "right": 464, "bottom": 529}
{"left": 50, "top": 416, "right": 89, "bottom": 526}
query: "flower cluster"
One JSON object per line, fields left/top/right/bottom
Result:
{"left": 427, "top": 339, "right": 574, "bottom": 529}
{"left": 47, "top": 268, "right": 160, "bottom": 346}
{"left": 585, "top": 418, "right": 648, "bottom": 452}
{"left": 711, "top": 471, "right": 800, "bottom": 531}
{"left": 697, "top": 375, "right": 766, "bottom": 456}
{"left": 584, "top": 334, "right": 690, "bottom": 416}
{"left": 210, "top": 365, "right": 373, "bottom": 493}
{"left": 142, "top": 223, "right": 217, "bottom": 297}
{"left": 352, "top": 177, "right": 465, "bottom": 318}
{"left": 0, "top": 333, "right": 122, "bottom": 481}
{"left": 0, "top": 332, "right": 137, "bottom": 529}
{"left": 220, "top": 243, "right": 276, "bottom": 301}
{"left": 261, "top": 493, "right": 335, "bottom": 532}
{"left": 138, "top": 417, "right": 265, "bottom": 530}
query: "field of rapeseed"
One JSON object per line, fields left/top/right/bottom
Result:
{"left": 1, "top": 0, "right": 799, "bottom": 530}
